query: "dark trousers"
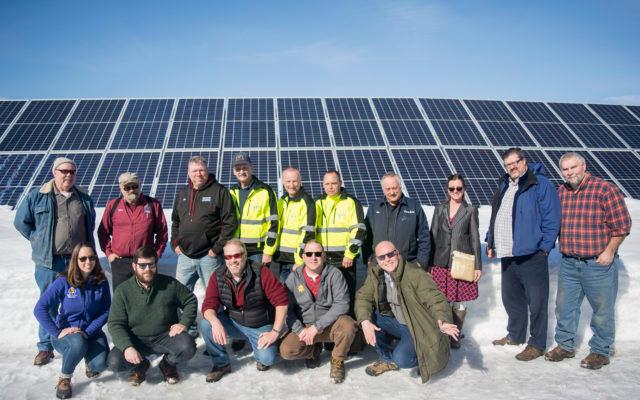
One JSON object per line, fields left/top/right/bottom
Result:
{"left": 110, "top": 257, "right": 133, "bottom": 291}
{"left": 501, "top": 251, "right": 549, "bottom": 350}
{"left": 107, "top": 331, "right": 196, "bottom": 370}
{"left": 328, "top": 259, "right": 356, "bottom": 316}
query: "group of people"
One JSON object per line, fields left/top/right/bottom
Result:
{"left": 14, "top": 147, "right": 631, "bottom": 399}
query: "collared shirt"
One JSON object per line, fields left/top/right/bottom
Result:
{"left": 558, "top": 173, "right": 631, "bottom": 258}
{"left": 494, "top": 177, "right": 519, "bottom": 258}
{"left": 53, "top": 186, "right": 87, "bottom": 255}
{"left": 303, "top": 267, "right": 321, "bottom": 300}
{"left": 384, "top": 271, "right": 405, "bottom": 325}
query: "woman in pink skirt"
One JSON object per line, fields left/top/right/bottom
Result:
{"left": 430, "top": 174, "right": 482, "bottom": 348}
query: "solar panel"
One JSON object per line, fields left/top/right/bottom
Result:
{"left": 33, "top": 153, "right": 103, "bottom": 187}
{"left": 69, "top": 99, "right": 125, "bottom": 123}
{"left": 464, "top": 178, "right": 499, "bottom": 205}
{"left": 420, "top": 98, "right": 471, "bottom": 120}
{"left": 0, "top": 123, "right": 63, "bottom": 151}
{"left": 110, "top": 122, "right": 169, "bottom": 149}
{"left": 589, "top": 104, "right": 640, "bottom": 125}
{"left": 92, "top": 152, "right": 160, "bottom": 206}
{"left": 392, "top": 149, "right": 452, "bottom": 205}
{"left": 566, "top": 124, "right": 625, "bottom": 148}
{"left": 549, "top": 103, "right": 600, "bottom": 124}
{"left": 219, "top": 150, "right": 278, "bottom": 190}
{"left": 16, "top": 100, "right": 75, "bottom": 124}
{"left": 224, "top": 121, "right": 276, "bottom": 147}
{"left": 336, "top": 149, "right": 394, "bottom": 205}
{"left": 446, "top": 148, "right": 504, "bottom": 179}
{"left": 227, "top": 98, "right": 274, "bottom": 121}
{"left": 609, "top": 125, "right": 640, "bottom": 149}
{"left": 628, "top": 106, "right": 640, "bottom": 119}
{"left": 403, "top": 179, "right": 449, "bottom": 206}
{"left": 174, "top": 99, "right": 224, "bottom": 121}
{"left": 591, "top": 151, "right": 640, "bottom": 197}
{"left": 277, "top": 98, "right": 325, "bottom": 120}
{"left": 545, "top": 150, "right": 616, "bottom": 183}
{"left": 279, "top": 120, "right": 331, "bottom": 147}
{"left": 155, "top": 151, "right": 219, "bottom": 206}
{"left": 280, "top": 150, "right": 336, "bottom": 199}
{"left": 520, "top": 149, "right": 562, "bottom": 186}
{"left": 372, "top": 98, "right": 423, "bottom": 120}
{"left": 121, "top": 99, "right": 174, "bottom": 122}
{"left": 0, "top": 154, "right": 45, "bottom": 206}
{"left": 507, "top": 101, "right": 560, "bottom": 123}
{"left": 465, "top": 100, "right": 516, "bottom": 122}
{"left": 325, "top": 98, "right": 375, "bottom": 120}
{"left": 524, "top": 123, "right": 583, "bottom": 148}
{"left": 431, "top": 120, "right": 487, "bottom": 146}
{"left": 382, "top": 120, "right": 436, "bottom": 146}
{"left": 54, "top": 122, "right": 115, "bottom": 150}
{"left": 479, "top": 121, "right": 536, "bottom": 147}
{"left": 330, "top": 120, "right": 384, "bottom": 147}
{"left": 167, "top": 121, "right": 222, "bottom": 149}
{"left": 0, "top": 101, "right": 26, "bottom": 124}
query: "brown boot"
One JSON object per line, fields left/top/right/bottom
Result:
{"left": 158, "top": 356, "right": 180, "bottom": 384}
{"left": 515, "top": 345, "right": 544, "bottom": 361}
{"left": 34, "top": 350, "right": 54, "bottom": 366}
{"left": 492, "top": 336, "right": 520, "bottom": 346}
{"left": 451, "top": 307, "right": 466, "bottom": 349}
{"left": 55, "top": 377, "right": 72, "bottom": 399}
{"left": 128, "top": 359, "right": 150, "bottom": 386}
{"left": 544, "top": 346, "right": 575, "bottom": 362}
{"left": 365, "top": 360, "right": 399, "bottom": 376}
{"left": 206, "top": 364, "right": 231, "bottom": 382}
{"left": 330, "top": 358, "right": 345, "bottom": 383}
{"left": 580, "top": 352, "right": 610, "bottom": 370}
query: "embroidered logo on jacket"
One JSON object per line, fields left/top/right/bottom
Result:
{"left": 202, "top": 196, "right": 212, "bottom": 203}
{"left": 297, "top": 284, "right": 305, "bottom": 293}
{"left": 66, "top": 287, "right": 78, "bottom": 299}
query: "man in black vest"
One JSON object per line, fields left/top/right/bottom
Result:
{"left": 199, "top": 239, "right": 288, "bottom": 382}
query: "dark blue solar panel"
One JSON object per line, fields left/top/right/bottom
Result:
{"left": 0, "top": 123, "right": 62, "bottom": 151}
{"left": 331, "top": 120, "right": 384, "bottom": 147}
{"left": 507, "top": 101, "right": 560, "bottom": 123}
{"left": 227, "top": 99, "right": 274, "bottom": 121}
{"left": 382, "top": 120, "right": 436, "bottom": 146}
{"left": 92, "top": 152, "right": 160, "bottom": 206}
{"left": 465, "top": 100, "right": 516, "bottom": 122}
{"left": 610, "top": 125, "right": 640, "bottom": 148}
{"left": 521, "top": 149, "right": 562, "bottom": 186}
{"left": 54, "top": 122, "right": 115, "bottom": 150}
{"left": 545, "top": 150, "right": 616, "bottom": 183}
{"left": 446, "top": 148, "right": 504, "bottom": 179}
{"left": 336, "top": 149, "right": 394, "bottom": 205}
{"left": 373, "top": 98, "right": 423, "bottom": 120}
{"left": 277, "top": 98, "right": 325, "bottom": 120}
{"left": 628, "top": 106, "right": 640, "bottom": 119}
{"left": 549, "top": 103, "right": 600, "bottom": 124}
{"left": 69, "top": 100, "right": 125, "bottom": 123}
{"left": 403, "top": 180, "right": 449, "bottom": 206}
{"left": 219, "top": 150, "right": 278, "bottom": 190}
{"left": 325, "top": 98, "right": 375, "bottom": 120}
{"left": 279, "top": 121, "right": 330, "bottom": 147}
{"left": 224, "top": 121, "right": 276, "bottom": 147}
{"left": 567, "top": 124, "right": 625, "bottom": 148}
{"left": 121, "top": 99, "right": 174, "bottom": 122}
{"left": 592, "top": 151, "right": 640, "bottom": 197}
{"left": 0, "top": 187, "right": 29, "bottom": 206}
{"left": 33, "top": 153, "right": 102, "bottom": 187}
{"left": 0, "top": 101, "right": 26, "bottom": 124}
{"left": 431, "top": 120, "right": 487, "bottom": 146}
{"left": 341, "top": 180, "right": 382, "bottom": 207}
{"left": 589, "top": 104, "right": 639, "bottom": 125}
{"left": 91, "top": 184, "right": 154, "bottom": 207}
{"left": 16, "top": 100, "right": 75, "bottom": 124}
{"left": 0, "top": 154, "right": 45, "bottom": 187}
{"left": 479, "top": 121, "right": 536, "bottom": 147}
{"left": 110, "top": 122, "right": 168, "bottom": 149}
{"left": 392, "top": 149, "right": 451, "bottom": 179}
{"left": 167, "top": 121, "right": 221, "bottom": 149}
{"left": 155, "top": 151, "right": 219, "bottom": 206}
{"left": 524, "top": 123, "right": 582, "bottom": 148}
{"left": 420, "top": 98, "right": 471, "bottom": 120}
{"left": 464, "top": 178, "right": 499, "bottom": 206}
{"left": 280, "top": 150, "right": 336, "bottom": 199}
{"left": 175, "top": 99, "right": 224, "bottom": 121}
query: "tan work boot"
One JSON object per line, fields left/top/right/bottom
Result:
{"left": 492, "top": 336, "right": 519, "bottom": 346}
{"left": 365, "top": 360, "right": 399, "bottom": 377}
{"left": 330, "top": 358, "right": 345, "bottom": 383}
{"left": 544, "top": 346, "right": 575, "bottom": 362}
{"left": 515, "top": 345, "right": 544, "bottom": 361}
{"left": 580, "top": 352, "right": 610, "bottom": 370}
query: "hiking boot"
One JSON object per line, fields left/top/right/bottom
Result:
{"left": 544, "top": 346, "right": 575, "bottom": 362}
{"left": 330, "top": 358, "right": 345, "bottom": 383}
{"left": 365, "top": 360, "right": 399, "bottom": 376}
{"left": 256, "top": 362, "right": 270, "bottom": 371}
{"left": 580, "top": 352, "right": 610, "bottom": 370}
{"left": 55, "top": 377, "right": 72, "bottom": 399}
{"left": 305, "top": 343, "right": 322, "bottom": 369}
{"left": 206, "top": 364, "right": 231, "bottom": 383}
{"left": 34, "top": 350, "right": 54, "bottom": 366}
{"left": 85, "top": 364, "right": 101, "bottom": 379}
{"left": 128, "top": 358, "right": 150, "bottom": 386}
{"left": 231, "top": 339, "right": 246, "bottom": 352}
{"left": 158, "top": 356, "right": 180, "bottom": 384}
{"left": 515, "top": 345, "right": 544, "bottom": 361}
{"left": 492, "top": 336, "right": 519, "bottom": 346}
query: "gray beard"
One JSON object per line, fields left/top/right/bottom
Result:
{"left": 125, "top": 192, "right": 140, "bottom": 203}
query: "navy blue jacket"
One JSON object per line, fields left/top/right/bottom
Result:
{"left": 363, "top": 195, "right": 431, "bottom": 267}
{"left": 486, "top": 163, "right": 561, "bottom": 257}
{"left": 34, "top": 276, "right": 111, "bottom": 338}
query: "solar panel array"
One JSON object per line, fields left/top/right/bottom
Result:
{"left": 1, "top": 98, "right": 638, "bottom": 208}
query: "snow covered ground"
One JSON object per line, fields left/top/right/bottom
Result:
{"left": 0, "top": 202, "right": 638, "bottom": 399}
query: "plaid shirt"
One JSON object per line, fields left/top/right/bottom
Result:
{"left": 558, "top": 173, "right": 631, "bottom": 258}
{"left": 494, "top": 177, "right": 519, "bottom": 258}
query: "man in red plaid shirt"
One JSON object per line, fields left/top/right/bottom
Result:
{"left": 545, "top": 152, "right": 631, "bottom": 370}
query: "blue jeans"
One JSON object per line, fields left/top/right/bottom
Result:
{"left": 176, "top": 253, "right": 224, "bottom": 291}
{"left": 278, "top": 263, "right": 294, "bottom": 283}
{"left": 554, "top": 255, "right": 619, "bottom": 356}
{"left": 373, "top": 311, "right": 418, "bottom": 368}
{"left": 199, "top": 314, "right": 278, "bottom": 368}
{"left": 34, "top": 255, "right": 70, "bottom": 351}
{"left": 51, "top": 332, "right": 109, "bottom": 376}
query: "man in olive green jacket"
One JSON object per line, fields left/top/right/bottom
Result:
{"left": 355, "top": 241, "right": 458, "bottom": 383}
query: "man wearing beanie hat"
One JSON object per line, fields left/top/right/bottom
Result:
{"left": 98, "top": 172, "right": 168, "bottom": 290}
{"left": 14, "top": 156, "right": 96, "bottom": 367}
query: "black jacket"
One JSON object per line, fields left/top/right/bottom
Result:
{"left": 430, "top": 201, "right": 482, "bottom": 270}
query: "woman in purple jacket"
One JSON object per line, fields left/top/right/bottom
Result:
{"left": 34, "top": 242, "right": 111, "bottom": 399}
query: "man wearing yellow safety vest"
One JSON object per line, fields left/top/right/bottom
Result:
{"left": 274, "top": 166, "right": 316, "bottom": 283}
{"left": 315, "top": 170, "right": 366, "bottom": 314}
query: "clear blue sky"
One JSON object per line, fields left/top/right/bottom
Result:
{"left": 1, "top": 0, "right": 639, "bottom": 104}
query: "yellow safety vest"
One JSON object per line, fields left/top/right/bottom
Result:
{"left": 230, "top": 178, "right": 278, "bottom": 256}
{"left": 315, "top": 190, "right": 366, "bottom": 261}
{"left": 277, "top": 189, "right": 316, "bottom": 265}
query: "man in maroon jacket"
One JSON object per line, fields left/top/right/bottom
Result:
{"left": 98, "top": 172, "right": 168, "bottom": 290}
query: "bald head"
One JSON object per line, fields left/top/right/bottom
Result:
{"left": 375, "top": 241, "right": 399, "bottom": 273}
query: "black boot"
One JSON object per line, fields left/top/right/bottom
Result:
{"left": 451, "top": 307, "right": 466, "bottom": 349}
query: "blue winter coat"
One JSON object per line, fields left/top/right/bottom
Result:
{"left": 14, "top": 180, "right": 95, "bottom": 268}
{"left": 34, "top": 275, "right": 111, "bottom": 338}
{"left": 486, "top": 163, "right": 561, "bottom": 256}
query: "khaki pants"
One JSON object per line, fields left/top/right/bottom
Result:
{"left": 280, "top": 315, "right": 357, "bottom": 361}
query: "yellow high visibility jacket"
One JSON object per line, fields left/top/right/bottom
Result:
{"left": 230, "top": 177, "right": 278, "bottom": 256}
{"left": 276, "top": 189, "right": 316, "bottom": 265}
{"left": 315, "top": 189, "right": 366, "bottom": 262}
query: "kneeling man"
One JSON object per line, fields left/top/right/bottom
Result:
{"left": 356, "top": 241, "right": 458, "bottom": 382}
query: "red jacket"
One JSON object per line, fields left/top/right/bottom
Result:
{"left": 98, "top": 195, "right": 168, "bottom": 258}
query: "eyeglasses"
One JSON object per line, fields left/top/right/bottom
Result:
{"left": 304, "top": 251, "right": 323, "bottom": 258}
{"left": 504, "top": 158, "right": 523, "bottom": 168}
{"left": 123, "top": 184, "right": 139, "bottom": 191}
{"left": 448, "top": 186, "right": 464, "bottom": 193}
{"left": 56, "top": 169, "right": 76, "bottom": 176}
{"left": 78, "top": 255, "right": 97, "bottom": 262}
{"left": 136, "top": 262, "right": 157, "bottom": 270}
{"left": 376, "top": 250, "right": 397, "bottom": 261}
{"left": 224, "top": 253, "right": 243, "bottom": 260}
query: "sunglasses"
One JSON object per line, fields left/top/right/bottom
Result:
{"left": 136, "top": 262, "right": 157, "bottom": 270}
{"left": 304, "top": 251, "right": 323, "bottom": 258}
{"left": 448, "top": 186, "right": 464, "bottom": 193}
{"left": 123, "top": 184, "right": 139, "bottom": 191}
{"left": 376, "top": 250, "right": 397, "bottom": 261}
{"left": 56, "top": 169, "right": 76, "bottom": 176}
{"left": 224, "top": 253, "right": 243, "bottom": 260}
{"left": 78, "top": 255, "right": 97, "bottom": 262}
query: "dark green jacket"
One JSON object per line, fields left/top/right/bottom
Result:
{"left": 107, "top": 274, "right": 197, "bottom": 351}
{"left": 355, "top": 257, "right": 452, "bottom": 383}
